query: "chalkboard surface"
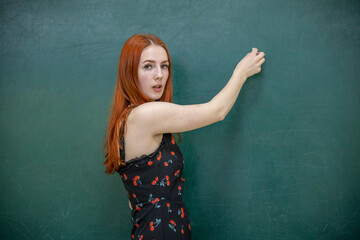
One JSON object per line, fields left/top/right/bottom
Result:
{"left": 1, "top": 0, "right": 359, "bottom": 239}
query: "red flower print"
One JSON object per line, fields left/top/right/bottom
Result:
{"left": 149, "top": 219, "right": 161, "bottom": 231}
{"left": 178, "top": 208, "right": 185, "bottom": 218}
{"left": 163, "top": 159, "right": 172, "bottom": 166}
{"left": 152, "top": 176, "right": 159, "bottom": 185}
{"left": 132, "top": 193, "right": 139, "bottom": 203}
{"left": 157, "top": 151, "right": 162, "bottom": 161}
{"left": 160, "top": 176, "right": 170, "bottom": 187}
{"left": 148, "top": 160, "right": 153, "bottom": 166}
{"left": 148, "top": 194, "right": 161, "bottom": 208}
{"left": 174, "top": 169, "right": 180, "bottom": 176}
{"left": 151, "top": 198, "right": 160, "bottom": 204}
{"left": 133, "top": 176, "right": 141, "bottom": 186}
{"left": 166, "top": 202, "right": 172, "bottom": 213}
{"left": 169, "top": 220, "right": 177, "bottom": 232}
{"left": 165, "top": 175, "right": 170, "bottom": 186}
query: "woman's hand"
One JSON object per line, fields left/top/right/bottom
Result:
{"left": 233, "top": 48, "right": 265, "bottom": 80}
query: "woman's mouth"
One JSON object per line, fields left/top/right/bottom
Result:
{"left": 152, "top": 84, "right": 162, "bottom": 92}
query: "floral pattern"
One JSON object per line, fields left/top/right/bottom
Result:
{"left": 118, "top": 133, "right": 191, "bottom": 240}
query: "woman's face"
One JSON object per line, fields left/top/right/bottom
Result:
{"left": 138, "top": 45, "right": 169, "bottom": 101}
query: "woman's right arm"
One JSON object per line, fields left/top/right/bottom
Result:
{"left": 129, "top": 48, "right": 265, "bottom": 135}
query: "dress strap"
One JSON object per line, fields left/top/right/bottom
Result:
{"left": 119, "top": 137, "right": 125, "bottom": 161}
{"left": 119, "top": 104, "right": 135, "bottom": 162}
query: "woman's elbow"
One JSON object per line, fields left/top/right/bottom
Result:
{"left": 216, "top": 105, "right": 227, "bottom": 122}
{"left": 208, "top": 100, "right": 227, "bottom": 122}
{"left": 218, "top": 110, "right": 226, "bottom": 122}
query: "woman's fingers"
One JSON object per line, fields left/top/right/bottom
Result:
{"left": 256, "top": 51, "right": 265, "bottom": 60}
{"left": 259, "top": 57, "right": 266, "bottom": 65}
{"left": 234, "top": 48, "right": 265, "bottom": 78}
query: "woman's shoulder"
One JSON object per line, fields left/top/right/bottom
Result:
{"left": 124, "top": 104, "right": 167, "bottom": 162}
{"left": 129, "top": 101, "right": 175, "bottom": 119}
{"left": 127, "top": 102, "right": 161, "bottom": 129}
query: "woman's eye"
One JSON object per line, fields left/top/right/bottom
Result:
{"left": 144, "top": 65, "right": 152, "bottom": 70}
{"left": 161, "top": 64, "right": 169, "bottom": 69}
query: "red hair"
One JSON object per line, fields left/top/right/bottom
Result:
{"left": 103, "top": 34, "right": 180, "bottom": 174}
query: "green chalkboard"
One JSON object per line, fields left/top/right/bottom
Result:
{"left": 1, "top": 0, "right": 359, "bottom": 239}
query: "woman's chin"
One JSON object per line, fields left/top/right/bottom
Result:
{"left": 148, "top": 92, "right": 164, "bottom": 101}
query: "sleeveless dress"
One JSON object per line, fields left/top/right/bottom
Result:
{"left": 117, "top": 133, "right": 191, "bottom": 240}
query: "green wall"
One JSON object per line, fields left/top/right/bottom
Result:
{"left": 1, "top": 0, "right": 359, "bottom": 239}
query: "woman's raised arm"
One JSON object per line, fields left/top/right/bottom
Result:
{"left": 129, "top": 48, "right": 265, "bottom": 135}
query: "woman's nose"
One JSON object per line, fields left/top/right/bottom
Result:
{"left": 155, "top": 66, "right": 163, "bottom": 79}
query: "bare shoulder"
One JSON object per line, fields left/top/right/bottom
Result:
{"left": 128, "top": 101, "right": 178, "bottom": 132}
{"left": 128, "top": 100, "right": 220, "bottom": 135}
{"left": 129, "top": 101, "right": 175, "bottom": 119}
{"left": 127, "top": 102, "right": 162, "bottom": 132}
{"left": 124, "top": 105, "right": 163, "bottom": 162}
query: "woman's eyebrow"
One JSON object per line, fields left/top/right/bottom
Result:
{"left": 142, "top": 60, "right": 169, "bottom": 64}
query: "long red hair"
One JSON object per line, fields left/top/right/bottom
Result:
{"left": 103, "top": 34, "right": 180, "bottom": 174}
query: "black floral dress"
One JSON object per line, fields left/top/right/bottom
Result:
{"left": 117, "top": 133, "right": 191, "bottom": 240}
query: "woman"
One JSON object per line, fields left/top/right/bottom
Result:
{"left": 104, "top": 34, "right": 265, "bottom": 239}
